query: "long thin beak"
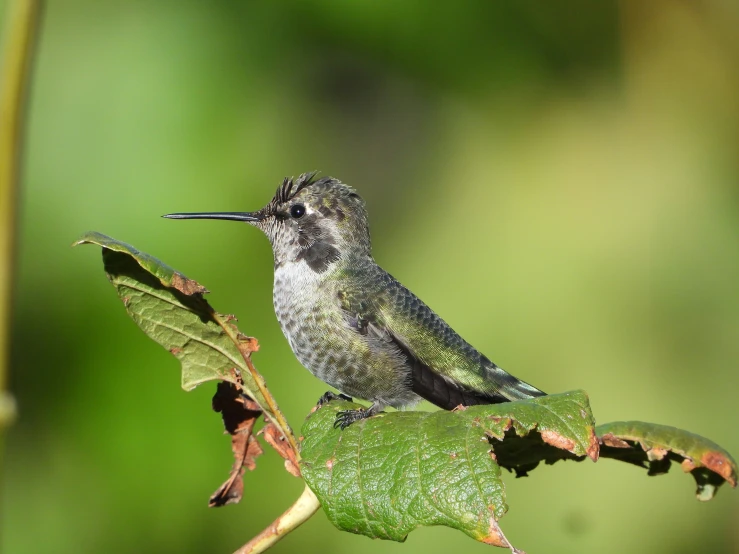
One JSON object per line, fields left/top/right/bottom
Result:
{"left": 162, "top": 212, "right": 262, "bottom": 222}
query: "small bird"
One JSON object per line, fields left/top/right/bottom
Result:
{"left": 164, "top": 173, "right": 545, "bottom": 428}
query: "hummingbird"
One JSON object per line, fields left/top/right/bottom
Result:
{"left": 164, "top": 173, "right": 545, "bottom": 428}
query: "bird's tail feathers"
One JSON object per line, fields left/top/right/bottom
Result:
{"left": 482, "top": 364, "right": 546, "bottom": 402}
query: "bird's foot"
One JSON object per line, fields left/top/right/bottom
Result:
{"left": 333, "top": 403, "right": 382, "bottom": 430}
{"left": 333, "top": 409, "right": 369, "bottom": 429}
{"left": 316, "top": 391, "right": 353, "bottom": 407}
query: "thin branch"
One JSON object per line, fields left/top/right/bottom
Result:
{"left": 243, "top": 349, "right": 300, "bottom": 456}
{"left": 233, "top": 484, "right": 321, "bottom": 554}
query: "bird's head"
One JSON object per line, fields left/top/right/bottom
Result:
{"left": 164, "top": 172, "right": 371, "bottom": 272}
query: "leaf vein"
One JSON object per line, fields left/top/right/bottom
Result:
{"left": 355, "top": 422, "right": 376, "bottom": 535}
{"left": 132, "top": 311, "right": 244, "bottom": 370}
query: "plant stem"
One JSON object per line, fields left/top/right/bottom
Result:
{"left": 232, "top": 484, "right": 320, "bottom": 554}
{"left": 213, "top": 312, "right": 301, "bottom": 458}
{"left": 0, "top": 0, "right": 42, "bottom": 529}
{"left": 0, "top": 0, "right": 42, "bottom": 429}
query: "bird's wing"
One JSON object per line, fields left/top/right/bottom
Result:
{"left": 337, "top": 263, "right": 544, "bottom": 409}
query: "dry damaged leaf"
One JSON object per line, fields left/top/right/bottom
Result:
{"left": 74, "top": 233, "right": 302, "bottom": 504}
{"left": 261, "top": 421, "right": 301, "bottom": 478}
{"left": 209, "top": 380, "right": 264, "bottom": 507}
{"left": 596, "top": 421, "right": 737, "bottom": 501}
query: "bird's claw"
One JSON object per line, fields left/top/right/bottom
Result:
{"left": 333, "top": 408, "right": 371, "bottom": 430}
{"left": 316, "top": 391, "right": 353, "bottom": 407}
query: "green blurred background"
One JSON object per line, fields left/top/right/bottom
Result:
{"left": 2, "top": 1, "right": 739, "bottom": 552}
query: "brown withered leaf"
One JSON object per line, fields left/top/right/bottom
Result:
{"left": 235, "top": 333, "right": 260, "bottom": 354}
{"left": 209, "top": 380, "right": 264, "bottom": 507}
{"left": 261, "top": 421, "right": 301, "bottom": 478}
{"left": 171, "top": 271, "right": 209, "bottom": 296}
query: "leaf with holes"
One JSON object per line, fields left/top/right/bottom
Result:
{"left": 299, "top": 390, "right": 598, "bottom": 552}
{"left": 596, "top": 421, "right": 737, "bottom": 501}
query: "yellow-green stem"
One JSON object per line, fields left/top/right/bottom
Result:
{"left": 233, "top": 484, "right": 320, "bottom": 554}
{"left": 0, "top": 0, "right": 43, "bottom": 527}
{"left": 0, "top": 0, "right": 42, "bottom": 422}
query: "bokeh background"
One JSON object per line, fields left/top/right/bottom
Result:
{"left": 2, "top": 1, "right": 739, "bottom": 553}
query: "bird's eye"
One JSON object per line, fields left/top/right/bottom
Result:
{"left": 290, "top": 204, "right": 306, "bottom": 219}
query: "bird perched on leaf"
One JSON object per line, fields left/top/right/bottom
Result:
{"left": 164, "top": 173, "right": 545, "bottom": 428}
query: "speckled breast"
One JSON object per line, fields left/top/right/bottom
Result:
{"left": 272, "top": 264, "right": 356, "bottom": 392}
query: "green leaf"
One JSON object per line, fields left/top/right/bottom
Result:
{"left": 596, "top": 421, "right": 738, "bottom": 501}
{"left": 73, "top": 231, "right": 288, "bottom": 437}
{"left": 300, "top": 390, "right": 597, "bottom": 551}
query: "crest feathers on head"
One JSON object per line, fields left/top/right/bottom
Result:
{"left": 269, "top": 172, "right": 346, "bottom": 212}
{"left": 275, "top": 171, "right": 320, "bottom": 205}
